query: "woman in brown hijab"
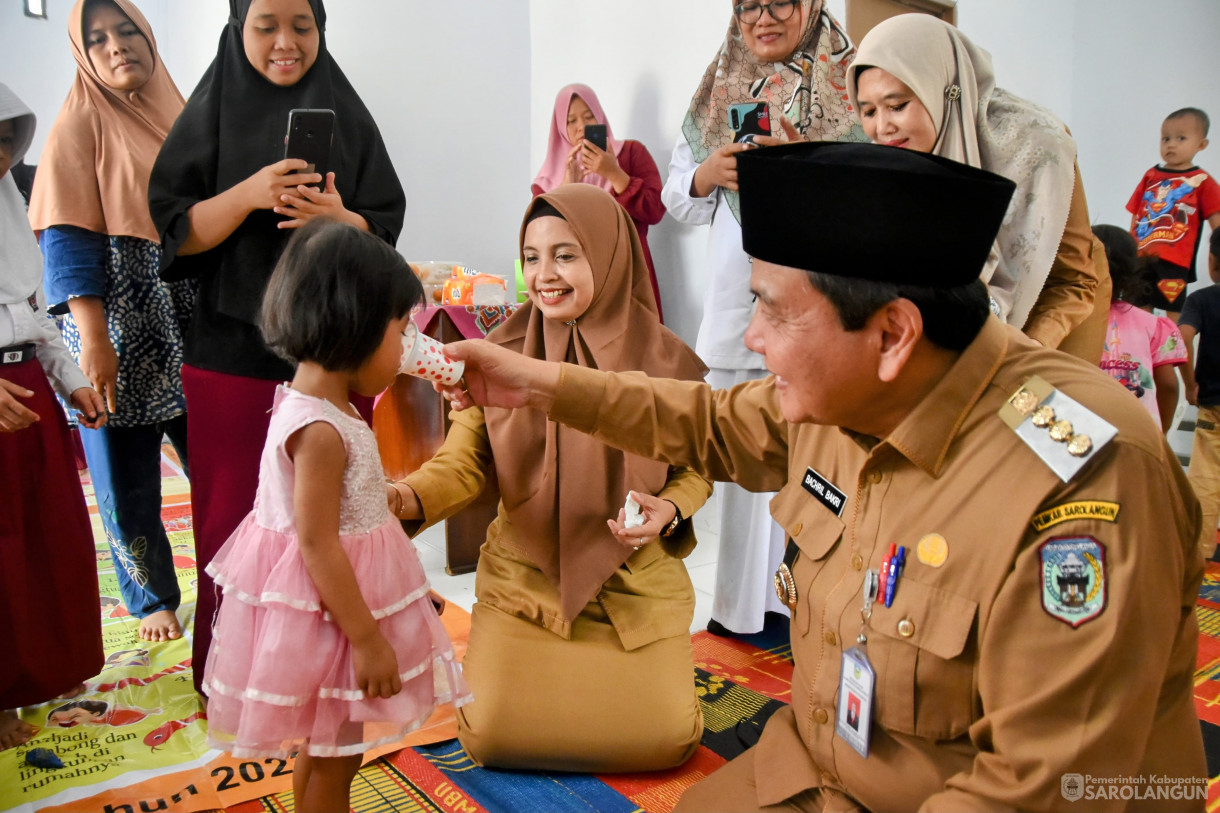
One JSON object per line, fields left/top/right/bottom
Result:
{"left": 389, "top": 184, "right": 711, "bottom": 772}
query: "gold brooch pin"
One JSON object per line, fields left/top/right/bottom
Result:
{"left": 1031, "top": 405, "right": 1056, "bottom": 427}
{"left": 1009, "top": 393, "right": 1093, "bottom": 457}
{"left": 774, "top": 565, "right": 797, "bottom": 610}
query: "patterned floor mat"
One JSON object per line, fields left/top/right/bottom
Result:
{"left": 7, "top": 451, "right": 1220, "bottom": 811}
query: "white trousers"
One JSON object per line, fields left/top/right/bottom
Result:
{"left": 705, "top": 367, "right": 789, "bottom": 633}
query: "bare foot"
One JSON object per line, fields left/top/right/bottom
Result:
{"left": 0, "top": 710, "right": 35, "bottom": 750}
{"left": 139, "top": 610, "right": 182, "bottom": 642}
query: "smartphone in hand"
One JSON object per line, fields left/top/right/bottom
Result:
{"left": 583, "top": 123, "right": 608, "bottom": 152}
{"left": 283, "top": 108, "right": 334, "bottom": 190}
{"left": 729, "top": 102, "right": 770, "bottom": 145}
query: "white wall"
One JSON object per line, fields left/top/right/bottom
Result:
{"left": 530, "top": 0, "right": 1220, "bottom": 342}
{"left": 4, "top": 1, "right": 1219, "bottom": 341}
{"left": 0, "top": 0, "right": 532, "bottom": 280}
{"left": 528, "top": 0, "right": 752, "bottom": 345}
{"left": 1068, "top": 0, "right": 1220, "bottom": 270}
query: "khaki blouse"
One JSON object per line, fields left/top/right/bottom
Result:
{"left": 402, "top": 405, "right": 712, "bottom": 651}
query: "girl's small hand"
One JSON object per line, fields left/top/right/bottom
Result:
{"left": 79, "top": 335, "right": 119, "bottom": 415}
{"left": 0, "top": 378, "right": 39, "bottom": 432}
{"left": 275, "top": 171, "right": 348, "bottom": 228}
{"left": 241, "top": 159, "right": 322, "bottom": 213}
{"left": 605, "top": 491, "right": 678, "bottom": 548}
{"left": 70, "top": 386, "right": 108, "bottom": 430}
{"left": 562, "top": 143, "right": 586, "bottom": 185}
{"left": 353, "top": 633, "right": 402, "bottom": 700}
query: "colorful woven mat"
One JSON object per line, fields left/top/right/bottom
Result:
{"left": 225, "top": 618, "right": 796, "bottom": 813}
{"left": 8, "top": 449, "right": 1220, "bottom": 812}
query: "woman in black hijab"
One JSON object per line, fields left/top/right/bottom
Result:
{"left": 148, "top": 0, "right": 406, "bottom": 692}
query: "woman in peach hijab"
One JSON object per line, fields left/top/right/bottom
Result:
{"left": 29, "top": 0, "right": 192, "bottom": 643}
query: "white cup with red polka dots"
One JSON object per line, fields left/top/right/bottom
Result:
{"left": 399, "top": 322, "right": 465, "bottom": 386}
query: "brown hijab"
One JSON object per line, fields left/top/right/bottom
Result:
{"left": 28, "top": 0, "right": 184, "bottom": 242}
{"left": 485, "top": 185, "right": 707, "bottom": 621}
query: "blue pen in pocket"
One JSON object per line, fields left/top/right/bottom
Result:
{"left": 884, "top": 546, "right": 906, "bottom": 608}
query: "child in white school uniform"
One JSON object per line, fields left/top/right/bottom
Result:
{"left": 0, "top": 82, "right": 107, "bottom": 750}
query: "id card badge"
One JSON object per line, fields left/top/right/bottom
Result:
{"left": 836, "top": 645, "right": 875, "bottom": 758}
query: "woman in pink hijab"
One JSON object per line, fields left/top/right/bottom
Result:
{"left": 532, "top": 84, "right": 666, "bottom": 320}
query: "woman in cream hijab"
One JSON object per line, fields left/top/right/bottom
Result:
{"left": 847, "top": 13, "right": 1110, "bottom": 362}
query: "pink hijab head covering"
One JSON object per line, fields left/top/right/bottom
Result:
{"left": 532, "top": 84, "right": 625, "bottom": 195}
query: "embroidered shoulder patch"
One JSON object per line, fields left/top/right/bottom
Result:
{"left": 1039, "top": 536, "right": 1106, "bottom": 628}
{"left": 1030, "top": 501, "right": 1121, "bottom": 532}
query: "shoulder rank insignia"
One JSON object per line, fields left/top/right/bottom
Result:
{"left": 1039, "top": 536, "right": 1106, "bottom": 627}
{"left": 999, "top": 376, "right": 1117, "bottom": 482}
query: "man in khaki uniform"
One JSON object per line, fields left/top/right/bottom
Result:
{"left": 439, "top": 143, "right": 1207, "bottom": 811}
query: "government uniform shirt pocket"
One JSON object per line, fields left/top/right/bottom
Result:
{"left": 771, "top": 481, "right": 846, "bottom": 639}
{"left": 868, "top": 578, "right": 978, "bottom": 741}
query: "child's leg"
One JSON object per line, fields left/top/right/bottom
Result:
{"left": 292, "top": 749, "right": 313, "bottom": 807}
{"left": 1189, "top": 406, "right": 1220, "bottom": 558}
{"left": 294, "top": 752, "right": 362, "bottom": 813}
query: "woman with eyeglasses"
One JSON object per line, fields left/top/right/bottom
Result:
{"left": 660, "top": 0, "right": 866, "bottom": 639}
{"left": 848, "top": 13, "right": 1110, "bottom": 363}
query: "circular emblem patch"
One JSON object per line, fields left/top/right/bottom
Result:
{"left": 916, "top": 533, "right": 948, "bottom": 568}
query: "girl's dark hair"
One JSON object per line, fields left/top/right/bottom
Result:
{"left": 261, "top": 218, "right": 424, "bottom": 371}
{"left": 1092, "top": 223, "right": 1154, "bottom": 307}
{"left": 1211, "top": 226, "right": 1220, "bottom": 259}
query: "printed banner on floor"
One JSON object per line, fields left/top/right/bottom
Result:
{"left": 1, "top": 463, "right": 465, "bottom": 813}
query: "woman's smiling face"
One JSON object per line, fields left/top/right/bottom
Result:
{"left": 522, "top": 215, "right": 596, "bottom": 324}
{"left": 737, "top": 0, "right": 807, "bottom": 63}
{"left": 242, "top": 0, "right": 320, "bottom": 87}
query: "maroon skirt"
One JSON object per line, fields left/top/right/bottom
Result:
{"left": 0, "top": 357, "right": 103, "bottom": 707}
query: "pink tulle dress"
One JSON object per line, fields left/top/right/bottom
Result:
{"left": 202, "top": 385, "right": 471, "bottom": 759}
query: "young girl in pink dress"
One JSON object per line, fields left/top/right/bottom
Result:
{"left": 201, "top": 218, "right": 470, "bottom": 811}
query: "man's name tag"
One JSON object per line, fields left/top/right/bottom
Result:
{"left": 836, "top": 646, "right": 875, "bottom": 758}
{"left": 802, "top": 466, "right": 846, "bottom": 517}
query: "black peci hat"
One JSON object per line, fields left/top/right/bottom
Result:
{"left": 737, "top": 142, "right": 1015, "bottom": 287}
